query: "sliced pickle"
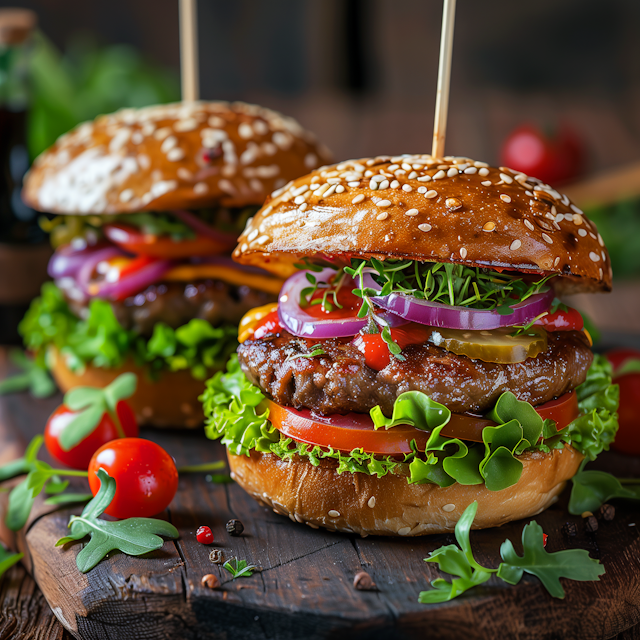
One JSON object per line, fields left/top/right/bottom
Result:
{"left": 429, "top": 326, "right": 548, "bottom": 364}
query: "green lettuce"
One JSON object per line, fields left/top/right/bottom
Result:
{"left": 202, "top": 354, "right": 619, "bottom": 491}
{"left": 20, "top": 283, "right": 237, "bottom": 379}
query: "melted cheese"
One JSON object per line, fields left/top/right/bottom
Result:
{"left": 163, "top": 264, "right": 283, "bottom": 295}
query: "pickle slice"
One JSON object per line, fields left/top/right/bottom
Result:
{"left": 429, "top": 326, "right": 548, "bottom": 364}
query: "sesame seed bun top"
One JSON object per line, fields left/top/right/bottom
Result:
{"left": 233, "top": 154, "right": 612, "bottom": 293}
{"left": 22, "top": 101, "right": 332, "bottom": 215}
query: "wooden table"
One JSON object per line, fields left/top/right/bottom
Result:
{"left": 1, "top": 347, "right": 640, "bottom": 640}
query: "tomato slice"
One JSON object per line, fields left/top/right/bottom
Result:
{"left": 252, "top": 309, "right": 282, "bottom": 341}
{"left": 304, "top": 285, "right": 362, "bottom": 320}
{"left": 104, "top": 223, "right": 231, "bottom": 258}
{"left": 266, "top": 391, "right": 580, "bottom": 455}
{"left": 534, "top": 306, "right": 583, "bottom": 331}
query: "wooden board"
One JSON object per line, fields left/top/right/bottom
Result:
{"left": 1, "top": 352, "right": 640, "bottom": 640}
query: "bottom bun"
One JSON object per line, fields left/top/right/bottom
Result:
{"left": 228, "top": 447, "right": 584, "bottom": 536}
{"left": 50, "top": 348, "right": 208, "bottom": 428}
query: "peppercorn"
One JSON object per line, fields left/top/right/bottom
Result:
{"left": 599, "top": 503, "right": 616, "bottom": 522}
{"left": 353, "top": 571, "right": 377, "bottom": 591}
{"left": 562, "top": 522, "right": 578, "bottom": 538}
{"left": 201, "top": 574, "right": 220, "bottom": 589}
{"left": 209, "top": 549, "right": 224, "bottom": 564}
{"left": 226, "top": 519, "right": 244, "bottom": 536}
{"left": 585, "top": 516, "right": 599, "bottom": 533}
{"left": 196, "top": 525, "right": 214, "bottom": 545}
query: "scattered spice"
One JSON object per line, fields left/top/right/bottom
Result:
{"left": 585, "top": 516, "right": 599, "bottom": 533}
{"left": 226, "top": 519, "right": 244, "bottom": 536}
{"left": 201, "top": 574, "right": 220, "bottom": 589}
{"left": 196, "top": 525, "right": 214, "bottom": 545}
{"left": 209, "top": 549, "right": 224, "bottom": 564}
{"left": 599, "top": 503, "right": 615, "bottom": 522}
{"left": 353, "top": 571, "right": 377, "bottom": 591}
{"left": 562, "top": 522, "right": 578, "bottom": 538}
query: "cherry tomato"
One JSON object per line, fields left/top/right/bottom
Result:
{"left": 535, "top": 306, "right": 584, "bottom": 332}
{"left": 500, "top": 124, "right": 584, "bottom": 185}
{"left": 352, "top": 323, "right": 432, "bottom": 371}
{"left": 304, "top": 286, "right": 362, "bottom": 320}
{"left": 45, "top": 401, "right": 138, "bottom": 470}
{"left": 88, "top": 438, "right": 179, "bottom": 518}
{"left": 606, "top": 349, "right": 640, "bottom": 455}
{"left": 266, "top": 391, "right": 579, "bottom": 455}
{"left": 103, "top": 223, "right": 231, "bottom": 259}
{"left": 252, "top": 309, "right": 282, "bottom": 340}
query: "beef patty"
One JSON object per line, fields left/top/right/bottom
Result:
{"left": 67, "top": 280, "right": 276, "bottom": 337}
{"left": 238, "top": 330, "right": 593, "bottom": 415}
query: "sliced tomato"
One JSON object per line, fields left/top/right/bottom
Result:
{"left": 266, "top": 391, "right": 580, "bottom": 455}
{"left": 534, "top": 306, "right": 583, "bottom": 331}
{"left": 352, "top": 324, "right": 432, "bottom": 371}
{"left": 252, "top": 309, "right": 282, "bottom": 340}
{"left": 103, "top": 223, "right": 231, "bottom": 258}
{"left": 304, "top": 285, "right": 362, "bottom": 320}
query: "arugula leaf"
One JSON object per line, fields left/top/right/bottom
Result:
{"left": 0, "top": 544, "right": 23, "bottom": 580}
{"left": 498, "top": 521, "right": 605, "bottom": 598}
{"left": 568, "top": 463, "right": 640, "bottom": 515}
{"left": 20, "top": 283, "right": 238, "bottom": 379}
{"left": 0, "top": 350, "right": 56, "bottom": 398}
{"left": 223, "top": 557, "right": 258, "bottom": 579}
{"left": 56, "top": 468, "right": 178, "bottom": 573}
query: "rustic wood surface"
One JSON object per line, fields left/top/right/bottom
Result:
{"left": 0, "top": 347, "right": 639, "bottom": 640}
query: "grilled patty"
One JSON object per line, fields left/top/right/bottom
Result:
{"left": 238, "top": 330, "right": 593, "bottom": 415}
{"left": 68, "top": 280, "right": 276, "bottom": 336}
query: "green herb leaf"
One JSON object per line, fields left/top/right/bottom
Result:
{"left": 0, "top": 350, "right": 56, "bottom": 398}
{"left": 5, "top": 477, "right": 36, "bottom": 531}
{"left": 56, "top": 468, "right": 179, "bottom": 573}
{"left": 568, "top": 464, "right": 640, "bottom": 515}
{"left": 44, "top": 492, "right": 93, "bottom": 506}
{"left": 370, "top": 391, "right": 451, "bottom": 431}
{"left": 177, "top": 461, "right": 226, "bottom": 474}
{"left": 284, "top": 345, "right": 326, "bottom": 363}
{"left": 0, "top": 457, "right": 28, "bottom": 482}
{"left": 0, "top": 544, "right": 23, "bottom": 580}
{"left": 498, "top": 521, "right": 605, "bottom": 598}
{"left": 223, "top": 557, "right": 257, "bottom": 579}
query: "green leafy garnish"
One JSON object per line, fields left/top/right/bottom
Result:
{"left": 44, "top": 493, "right": 93, "bottom": 506}
{"left": 0, "top": 544, "right": 23, "bottom": 581}
{"left": 568, "top": 462, "right": 640, "bottom": 515}
{"left": 0, "top": 350, "right": 56, "bottom": 398}
{"left": 20, "top": 283, "right": 238, "bottom": 380}
{"left": 56, "top": 468, "right": 178, "bottom": 573}
{"left": 223, "top": 557, "right": 258, "bottom": 579}
{"left": 419, "top": 502, "right": 604, "bottom": 603}
{"left": 284, "top": 345, "right": 326, "bottom": 363}
{"left": 59, "top": 373, "right": 136, "bottom": 450}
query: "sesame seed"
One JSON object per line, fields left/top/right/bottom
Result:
{"left": 193, "top": 182, "right": 208, "bottom": 194}
{"left": 402, "top": 163, "right": 412, "bottom": 171}
{"left": 299, "top": 203, "right": 308, "bottom": 211}
{"left": 571, "top": 203, "right": 583, "bottom": 214}
{"left": 328, "top": 510, "right": 341, "bottom": 518}
{"left": 379, "top": 180, "right": 390, "bottom": 190}
{"left": 573, "top": 214, "right": 583, "bottom": 225}
{"left": 524, "top": 219, "right": 535, "bottom": 231}
{"left": 442, "top": 504, "right": 456, "bottom": 512}
{"left": 447, "top": 167, "right": 458, "bottom": 177}
{"left": 446, "top": 197, "right": 462, "bottom": 210}
{"left": 371, "top": 174, "right": 385, "bottom": 183}
{"left": 369, "top": 179, "right": 378, "bottom": 190}
{"left": 294, "top": 195, "right": 306, "bottom": 205}
{"left": 292, "top": 184, "right": 309, "bottom": 196}
{"left": 323, "top": 184, "right": 337, "bottom": 197}
{"left": 478, "top": 167, "right": 490, "bottom": 177}
{"left": 481, "top": 180, "right": 492, "bottom": 186}
{"left": 160, "top": 135, "right": 178, "bottom": 152}
{"left": 402, "top": 184, "right": 412, "bottom": 192}
{"left": 367, "top": 496, "right": 376, "bottom": 508}
{"left": 417, "top": 175, "right": 431, "bottom": 182}
{"left": 376, "top": 199, "right": 392, "bottom": 207}
{"left": 432, "top": 170, "right": 446, "bottom": 180}
{"left": 119, "top": 188, "right": 134, "bottom": 203}
{"left": 425, "top": 190, "right": 438, "bottom": 198}
{"left": 390, "top": 180, "right": 400, "bottom": 189}
{"left": 500, "top": 173, "right": 514, "bottom": 184}
{"left": 335, "top": 184, "right": 345, "bottom": 193}
{"left": 398, "top": 527, "right": 412, "bottom": 536}
{"left": 417, "top": 186, "right": 427, "bottom": 194}
{"left": 315, "top": 183, "right": 330, "bottom": 197}
{"left": 483, "top": 221, "right": 495, "bottom": 232}
{"left": 578, "top": 228, "right": 587, "bottom": 237}
{"left": 408, "top": 171, "right": 418, "bottom": 179}
{"left": 510, "top": 239, "right": 522, "bottom": 251}
{"left": 464, "top": 167, "right": 477, "bottom": 174}
{"left": 326, "top": 178, "right": 341, "bottom": 184}
{"left": 376, "top": 212, "right": 389, "bottom": 220}
{"left": 405, "top": 209, "right": 419, "bottom": 216}
{"left": 542, "top": 233, "right": 553, "bottom": 244}
{"left": 460, "top": 247, "right": 467, "bottom": 259}
{"left": 554, "top": 256, "right": 560, "bottom": 267}
{"left": 500, "top": 194, "right": 512, "bottom": 203}
{"left": 348, "top": 181, "right": 360, "bottom": 188}
{"left": 352, "top": 194, "right": 365, "bottom": 204}
{"left": 589, "top": 251, "right": 601, "bottom": 262}
{"left": 418, "top": 223, "right": 432, "bottom": 232}
{"left": 598, "top": 233, "right": 604, "bottom": 247}
{"left": 255, "top": 235, "right": 270, "bottom": 245}
{"left": 388, "top": 164, "right": 399, "bottom": 171}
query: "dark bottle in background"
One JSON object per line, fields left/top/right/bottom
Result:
{"left": 0, "top": 9, "right": 51, "bottom": 344}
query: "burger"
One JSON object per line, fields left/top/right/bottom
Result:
{"left": 202, "top": 154, "right": 619, "bottom": 535}
{"left": 19, "top": 101, "right": 331, "bottom": 427}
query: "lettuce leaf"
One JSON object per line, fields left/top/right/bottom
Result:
{"left": 202, "top": 354, "right": 619, "bottom": 491}
{"left": 20, "top": 283, "right": 237, "bottom": 379}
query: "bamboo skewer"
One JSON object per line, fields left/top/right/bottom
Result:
{"left": 179, "top": 0, "right": 199, "bottom": 102}
{"left": 431, "top": 0, "right": 457, "bottom": 159}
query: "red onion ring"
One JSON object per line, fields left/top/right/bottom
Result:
{"left": 48, "top": 242, "right": 111, "bottom": 279}
{"left": 90, "top": 259, "right": 174, "bottom": 301}
{"left": 359, "top": 272, "right": 554, "bottom": 331}
{"left": 172, "top": 210, "right": 238, "bottom": 249}
{"left": 75, "top": 246, "right": 126, "bottom": 297}
{"left": 278, "top": 269, "right": 407, "bottom": 338}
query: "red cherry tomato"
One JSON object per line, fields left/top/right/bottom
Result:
{"left": 103, "top": 223, "right": 231, "bottom": 258}
{"left": 500, "top": 124, "right": 584, "bottom": 186}
{"left": 304, "top": 286, "right": 362, "bottom": 320}
{"left": 352, "top": 323, "right": 432, "bottom": 371}
{"left": 252, "top": 309, "right": 282, "bottom": 340}
{"left": 196, "top": 525, "right": 214, "bottom": 544}
{"left": 88, "top": 438, "right": 179, "bottom": 518}
{"left": 534, "top": 306, "right": 584, "bottom": 332}
{"left": 606, "top": 349, "right": 640, "bottom": 456}
{"left": 45, "top": 401, "right": 138, "bottom": 470}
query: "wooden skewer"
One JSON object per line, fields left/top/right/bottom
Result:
{"left": 431, "top": 0, "right": 457, "bottom": 159}
{"left": 179, "top": 0, "right": 199, "bottom": 102}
